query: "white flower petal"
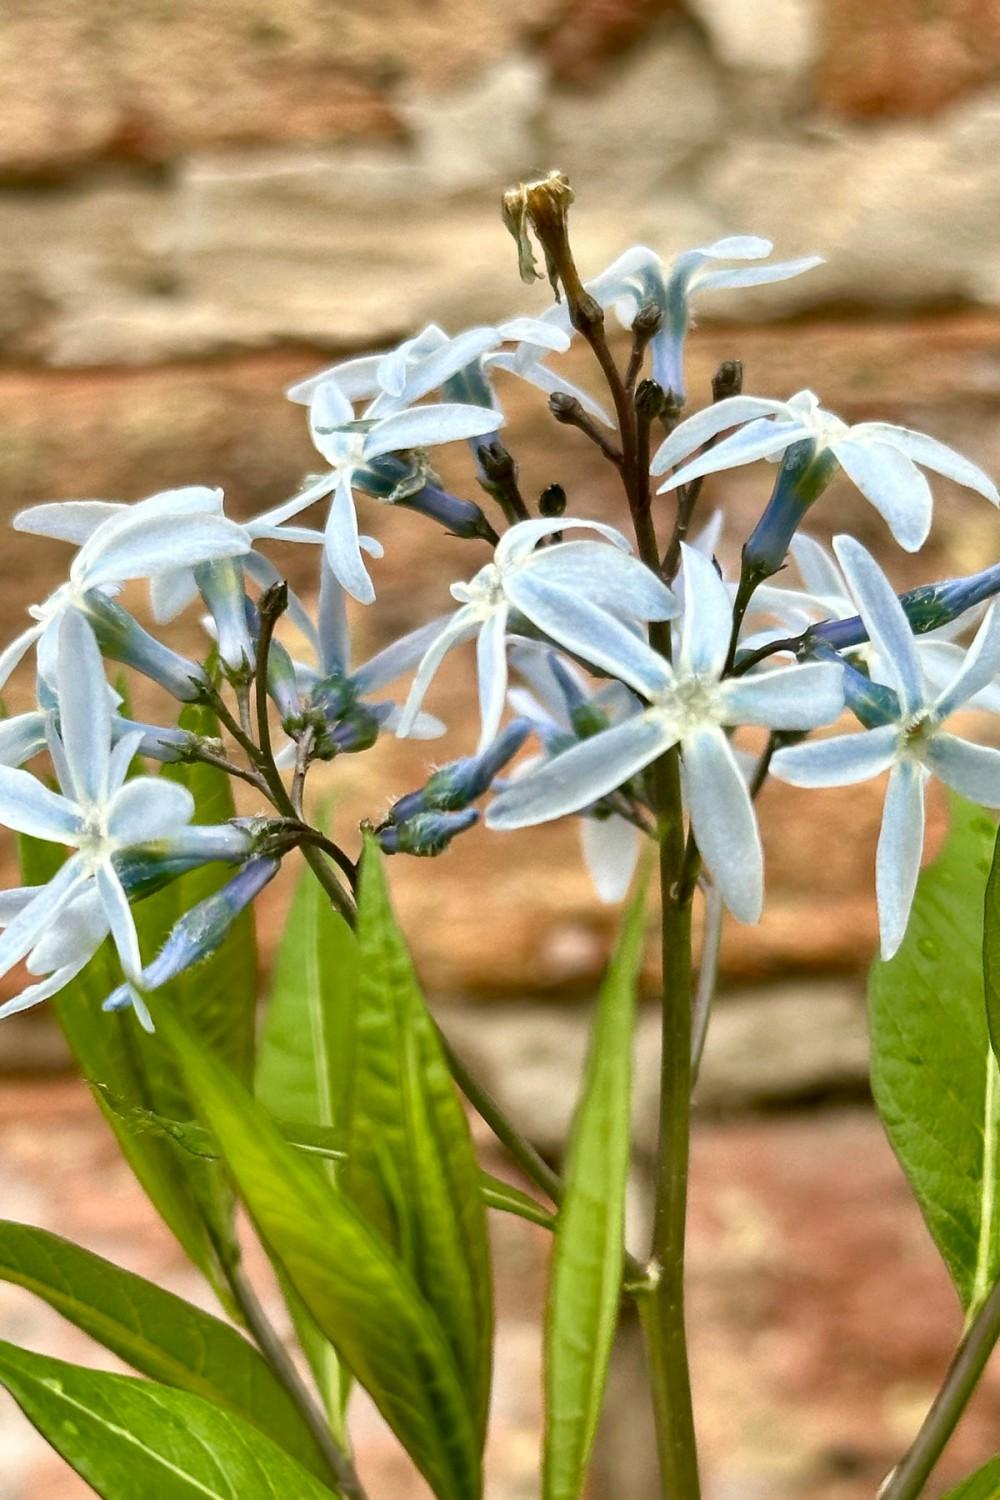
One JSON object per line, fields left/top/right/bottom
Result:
{"left": 487, "top": 712, "right": 673, "bottom": 828}
{"left": 395, "top": 607, "right": 481, "bottom": 738}
{"left": 917, "top": 640, "right": 1000, "bottom": 713}
{"left": 0, "top": 624, "right": 44, "bottom": 694}
{"left": 788, "top": 533, "right": 847, "bottom": 601}
{"left": 504, "top": 570, "right": 672, "bottom": 699}
{"left": 379, "top": 706, "right": 446, "bottom": 739}
{"left": 363, "top": 402, "right": 503, "bottom": 459}
{"left": 657, "top": 418, "right": 809, "bottom": 493}
{"left": 252, "top": 472, "right": 338, "bottom": 532}
{"left": 876, "top": 759, "right": 928, "bottom": 959}
{"left": 0, "top": 959, "right": 93, "bottom": 1020}
{"left": 682, "top": 726, "right": 763, "bottom": 923}
{"left": 149, "top": 567, "right": 201, "bottom": 624}
{"left": 852, "top": 424, "right": 999, "bottom": 505}
{"left": 476, "top": 606, "right": 510, "bottom": 752}
{"left": 695, "top": 255, "right": 824, "bottom": 292}
{"left": 28, "top": 887, "right": 107, "bottom": 973}
{"left": 107, "top": 777, "right": 194, "bottom": 846}
{"left": 677, "top": 543, "right": 733, "bottom": 679}
{"left": 496, "top": 316, "right": 571, "bottom": 352}
{"left": 770, "top": 724, "right": 900, "bottom": 787}
{"left": 932, "top": 603, "right": 1000, "bottom": 722}
{"left": 650, "top": 396, "right": 793, "bottom": 474}
{"left": 73, "top": 514, "right": 250, "bottom": 590}
{"left": 0, "top": 713, "right": 47, "bottom": 768}
{"left": 324, "top": 469, "right": 374, "bottom": 605}
{"left": 14, "top": 501, "right": 125, "bottom": 543}
{"left": 287, "top": 354, "right": 383, "bottom": 406}
{"left": 580, "top": 814, "right": 641, "bottom": 903}
{"left": 833, "top": 535, "right": 925, "bottom": 717}
{"left": 489, "top": 353, "right": 613, "bottom": 427}
{"left": 95, "top": 860, "right": 142, "bottom": 980}
{"left": 57, "top": 610, "right": 111, "bottom": 805}
{"left": 353, "top": 615, "right": 454, "bottom": 696}
{"left": 0, "top": 858, "right": 90, "bottom": 977}
{"left": 496, "top": 516, "right": 631, "bottom": 568}
{"left": 830, "top": 438, "right": 932, "bottom": 553}
{"left": 527, "top": 542, "right": 677, "bottom": 622}
{"left": 0, "top": 763, "right": 81, "bottom": 843}
{"left": 925, "top": 733, "right": 1000, "bottom": 806}
{"left": 721, "top": 661, "right": 844, "bottom": 729}
{"left": 308, "top": 381, "right": 356, "bottom": 453}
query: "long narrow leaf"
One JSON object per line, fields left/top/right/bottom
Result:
{"left": 0, "top": 1340, "right": 338, "bottom": 1499}
{"left": 345, "top": 837, "right": 493, "bottom": 1441}
{"left": 870, "top": 797, "right": 1000, "bottom": 1316}
{"left": 543, "top": 871, "right": 648, "bottom": 1500}
{"left": 942, "top": 1456, "right": 1000, "bottom": 1498}
{"left": 157, "top": 994, "right": 482, "bottom": 1500}
{"left": 0, "top": 1220, "right": 329, "bottom": 1481}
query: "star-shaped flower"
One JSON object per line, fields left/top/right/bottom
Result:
{"left": 395, "top": 517, "right": 678, "bottom": 753}
{"left": 771, "top": 535, "right": 1000, "bottom": 957}
{"left": 487, "top": 544, "right": 844, "bottom": 921}
{"left": 652, "top": 390, "right": 999, "bottom": 551}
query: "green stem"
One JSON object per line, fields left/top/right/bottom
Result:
{"left": 880, "top": 1278, "right": 1000, "bottom": 1500}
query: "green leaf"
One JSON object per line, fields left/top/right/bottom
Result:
{"left": 480, "top": 1172, "right": 555, "bottom": 1232}
{"left": 870, "top": 797, "right": 1000, "bottom": 1316}
{"left": 256, "top": 860, "right": 357, "bottom": 1429}
{"left": 543, "top": 871, "right": 648, "bottom": 1500}
{"left": 0, "top": 1340, "right": 338, "bottom": 1498}
{"left": 0, "top": 1220, "right": 329, "bottom": 1481}
{"left": 982, "top": 826, "right": 1000, "bottom": 1069}
{"left": 157, "top": 994, "right": 483, "bottom": 1500}
{"left": 346, "top": 836, "right": 493, "bottom": 1442}
{"left": 942, "top": 1456, "right": 1000, "bottom": 1498}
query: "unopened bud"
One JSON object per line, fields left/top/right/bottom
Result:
{"left": 539, "top": 483, "right": 567, "bottom": 518}
{"left": 388, "top": 719, "right": 531, "bottom": 823}
{"left": 378, "top": 808, "right": 478, "bottom": 857}
{"left": 635, "top": 379, "right": 666, "bottom": 423}
{"left": 632, "top": 299, "right": 664, "bottom": 340}
{"left": 712, "top": 361, "right": 744, "bottom": 403}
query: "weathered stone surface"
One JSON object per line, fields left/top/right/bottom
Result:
{"left": 540, "top": 0, "right": 682, "bottom": 82}
{"left": 819, "top": 0, "right": 1000, "bottom": 118}
{"left": 0, "top": 1, "right": 563, "bottom": 176}
{"left": 688, "top": 0, "right": 820, "bottom": 74}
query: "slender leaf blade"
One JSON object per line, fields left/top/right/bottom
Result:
{"left": 0, "top": 1340, "right": 338, "bottom": 1499}
{"left": 870, "top": 797, "right": 1000, "bottom": 1315}
{"left": 542, "top": 872, "right": 648, "bottom": 1500}
{"left": 480, "top": 1172, "right": 555, "bottom": 1232}
{"left": 347, "top": 837, "right": 493, "bottom": 1440}
{"left": 943, "top": 1457, "right": 1000, "bottom": 1498}
{"left": 982, "top": 826, "right": 1000, "bottom": 1069}
{"left": 0, "top": 1220, "right": 329, "bottom": 1481}
{"left": 157, "top": 995, "right": 482, "bottom": 1500}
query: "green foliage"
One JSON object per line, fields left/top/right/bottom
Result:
{"left": 942, "top": 1456, "right": 1000, "bottom": 1499}
{"left": 158, "top": 991, "right": 483, "bottom": 1500}
{"left": 0, "top": 1220, "right": 329, "bottom": 1480}
{"left": 542, "top": 872, "right": 648, "bottom": 1500}
{"left": 480, "top": 1172, "right": 555, "bottom": 1231}
{"left": 0, "top": 1340, "right": 339, "bottom": 1499}
{"left": 982, "top": 826, "right": 1000, "bottom": 1070}
{"left": 870, "top": 797, "right": 1000, "bottom": 1316}
{"left": 344, "top": 834, "right": 493, "bottom": 1442}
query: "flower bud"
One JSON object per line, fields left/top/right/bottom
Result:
{"left": 195, "top": 558, "right": 254, "bottom": 678}
{"left": 267, "top": 637, "right": 302, "bottom": 723}
{"left": 357, "top": 457, "right": 498, "bottom": 541}
{"left": 326, "top": 701, "right": 387, "bottom": 756}
{"left": 741, "top": 439, "right": 839, "bottom": 583}
{"left": 712, "top": 360, "right": 744, "bottom": 402}
{"left": 387, "top": 719, "right": 530, "bottom": 823}
{"left": 809, "top": 560, "right": 1000, "bottom": 654}
{"left": 84, "top": 592, "right": 206, "bottom": 701}
{"left": 113, "top": 822, "right": 258, "bottom": 900}
{"left": 635, "top": 379, "right": 667, "bottom": 423}
{"left": 539, "top": 483, "right": 567, "bottom": 518}
{"left": 377, "top": 808, "right": 478, "bottom": 857}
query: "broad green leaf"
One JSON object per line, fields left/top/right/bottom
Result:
{"left": 19, "top": 834, "right": 229, "bottom": 1298}
{"left": 346, "top": 837, "right": 493, "bottom": 1441}
{"left": 0, "top": 1220, "right": 329, "bottom": 1481}
{"left": 543, "top": 871, "right": 648, "bottom": 1500}
{"left": 481, "top": 1172, "right": 556, "bottom": 1232}
{"left": 982, "top": 826, "right": 1000, "bottom": 1069}
{"left": 870, "top": 797, "right": 1000, "bottom": 1316}
{"left": 256, "top": 861, "right": 357, "bottom": 1431}
{"left": 943, "top": 1456, "right": 1000, "bottom": 1498}
{"left": 0, "top": 1340, "right": 338, "bottom": 1499}
{"left": 157, "top": 994, "right": 482, "bottom": 1500}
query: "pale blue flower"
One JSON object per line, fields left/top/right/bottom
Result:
{"left": 6, "top": 487, "right": 251, "bottom": 691}
{"left": 0, "top": 612, "right": 198, "bottom": 1015}
{"left": 259, "top": 381, "right": 504, "bottom": 604}
{"left": 539, "top": 237, "right": 821, "bottom": 405}
{"left": 488, "top": 544, "right": 844, "bottom": 921}
{"left": 652, "top": 390, "right": 999, "bottom": 552}
{"left": 396, "top": 517, "right": 679, "bottom": 753}
{"left": 771, "top": 535, "right": 1000, "bottom": 958}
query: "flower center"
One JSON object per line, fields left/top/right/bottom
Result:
{"left": 76, "top": 807, "right": 115, "bottom": 863}
{"left": 661, "top": 674, "right": 723, "bottom": 733}
{"left": 901, "top": 710, "right": 935, "bottom": 756}
{"left": 453, "top": 563, "right": 505, "bottom": 612}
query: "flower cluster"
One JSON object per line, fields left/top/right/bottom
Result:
{"left": 0, "top": 175, "right": 998, "bottom": 1032}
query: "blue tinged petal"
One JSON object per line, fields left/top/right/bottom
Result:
{"left": 107, "top": 778, "right": 194, "bottom": 846}
{"left": 503, "top": 570, "right": 672, "bottom": 699}
{"left": 657, "top": 418, "right": 810, "bottom": 493}
{"left": 72, "top": 513, "right": 251, "bottom": 589}
{"left": 28, "top": 888, "right": 106, "bottom": 974}
{"left": 496, "top": 516, "right": 631, "bottom": 568}
{"left": 496, "top": 316, "right": 571, "bottom": 352}
{"left": 316, "top": 552, "right": 351, "bottom": 676}
{"left": 770, "top": 724, "right": 899, "bottom": 787}
{"left": 876, "top": 759, "right": 928, "bottom": 959}
{"left": 487, "top": 713, "right": 674, "bottom": 828}
{"left": 788, "top": 533, "right": 848, "bottom": 601}
{"left": 681, "top": 726, "right": 763, "bottom": 923}
{"left": 925, "top": 733, "right": 1000, "bottom": 806}
{"left": 0, "top": 856, "right": 90, "bottom": 977}
{"left": 695, "top": 255, "right": 824, "bottom": 292}
{"left": 650, "top": 396, "right": 793, "bottom": 474}
{"left": 370, "top": 329, "right": 502, "bottom": 412}
{"left": 363, "top": 402, "right": 504, "bottom": 459}
{"left": 308, "top": 380, "right": 356, "bottom": 448}
{"left": 488, "top": 353, "right": 614, "bottom": 427}
{"left": 354, "top": 615, "right": 455, "bottom": 696}
{"left": 677, "top": 543, "right": 733, "bottom": 679}
{"left": 375, "top": 325, "right": 448, "bottom": 398}
{"left": 720, "top": 661, "right": 844, "bottom": 729}
{"left": 0, "top": 624, "right": 44, "bottom": 694}
{"left": 829, "top": 439, "right": 932, "bottom": 553}
{"left": 252, "top": 472, "right": 338, "bottom": 531}
{"left": 287, "top": 354, "right": 382, "bottom": 406}
{"left": 395, "top": 606, "right": 482, "bottom": 737}
{"left": 850, "top": 424, "right": 1000, "bottom": 505}
{"left": 57, "top": 610, "right": 111, "bottom": 806}
{"left": 324, "top": 468, "right": 374, "bottom": 605}
{"left": 0, "top": 712, "right": 47, "bottom": 768}
{"left": 526, "top": 542, "right": 677, "bottom": 621}
{"left": 106, "top": 729, "right": 145, "bottom": 793}
{"left": 580, "top": 814, "right": 641, "bottom": 903}
{"left": 833, "top": 536, "right": 925, "bottom": 717}
{"left": 95, "top": 860, "right": 142, "bottom": 980}
{"left": 931, "top": 603, "right": 1000, "bottom": 722}
{"left": 475, "top": 606, "right": 510, "bottom": 752}
{"left": 14, "top": 500, "right": 125, "bottom": 543}
{"left": 149, "top": 566, "right": 201, "bottom": 624}
{"left": 0, "top": 958, "right": 94, "bottom": 1020}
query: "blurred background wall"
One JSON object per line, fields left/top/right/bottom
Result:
{"left": 2, "top": 3, "right": 1000, "bottom": 1498}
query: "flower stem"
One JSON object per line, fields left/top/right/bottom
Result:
{"left": 880, "top": 1278, "right": 1000, "bottom": 1500}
